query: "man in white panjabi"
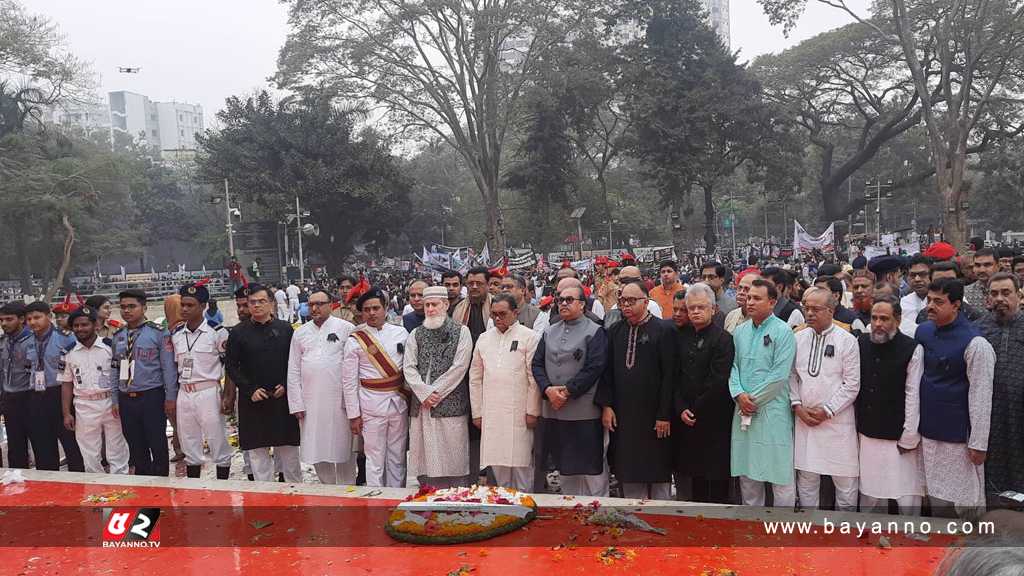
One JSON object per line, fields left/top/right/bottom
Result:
{"left": 405, "top": 286, "right": 474, "bottom": 489}
{"left": 342, "top": 288, "right": 410, "bottom": 488}
{"left": 469, "top": 293, "right": 542, "bottom": 491}
{"left": 287, "top": 290, "right": 357, "bottom": 485}
{"left": 789, "top": 287, "right": 861, "bottom": 510}
{"left": 854, "top": 295, "right": 924, "bottom": 515}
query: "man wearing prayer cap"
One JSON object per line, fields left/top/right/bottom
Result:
{"left": 405, "top": 285, "right": 474, "bottom": 488}
{"left": 171, "top": 282, "right": 233, "bottom": 479}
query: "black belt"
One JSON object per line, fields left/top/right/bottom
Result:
{"left": 120, "top": 388, "right": 162, "bottom": 398}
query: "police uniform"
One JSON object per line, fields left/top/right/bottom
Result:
{"left": 58, "top": 307, "right": 130, "bottom": 474}
{"left": 172, "top": 284, "right": 233, "bottom": 479}
{"left": 110, "top": 290, "right": 178, "bottom": 477}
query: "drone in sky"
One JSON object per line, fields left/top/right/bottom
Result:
{"left": 118, "top": 67, "right": 142, "bottom": 73}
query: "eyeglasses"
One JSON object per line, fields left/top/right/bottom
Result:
{"left": 618, "top": 297, "right": 646, "bottom": 307}
{"left": 557, "top": 296, "right": 580, "bottom": 306}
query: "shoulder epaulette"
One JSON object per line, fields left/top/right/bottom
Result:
{"left": 102, "top": 337, "right": 113, "bottom": 347}
{"left": 213, "top": 324, "right": 226, "bottom": 331}
{"left": 171, "top": 323, "right": 186, "bottom": 335}
{"left": 145, "top": 321, "right": 162, "bottom": 330}
{"left": 114, "top": 325, "right": 128, "bottom": 335}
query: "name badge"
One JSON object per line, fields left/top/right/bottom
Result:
{"left": 180, "top": 356, "right": 194, "bottom": 382}
{"left": 119, "top": 360, "right": 132, "bottom": 382}
{"left": 33, "top": 371, "right": 46, "bottom": 392}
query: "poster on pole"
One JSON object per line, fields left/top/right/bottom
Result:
{"left": 793, "top": 221, "right": 835, "bottom": 254}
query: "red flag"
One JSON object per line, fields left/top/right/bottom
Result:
{"left": 489, "top": 256, "right": 509, "bottom": 278}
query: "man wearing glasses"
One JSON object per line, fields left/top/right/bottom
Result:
{"left": 110, "top": 289, "right": 177, "bottom": 477}
{"left": 469, "top": 293, "right": 542, "bottom": 490}
{"left": 597, "top": 282, "right": 676, "bottom": 500}
{"left": 700, "top": 261, "right": 737, "bottom": 317}
{"left": 287, "top": 290, "right": 358, "bottom": 485}
{"left": 225, "top": 284, "right": 301, "bottom": 482}
{"left": 789, "top": 287, "right": 861, "bottom": 510}
{"left": 532, "top": 285, "right": 609, "bottom": 496}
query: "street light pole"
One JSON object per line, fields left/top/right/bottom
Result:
{"left": 224, "top": 179, "right": 235, "bottom": 257}
{"left": 295, "top": 196, "right": 305, "bottom": 283}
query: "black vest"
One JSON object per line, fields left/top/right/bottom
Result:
{"left": 855, "top": 331, "right": 919, "bottom": 440}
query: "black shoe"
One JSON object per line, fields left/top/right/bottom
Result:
{"left": 247, "top": 474, "right": 255, "bottom": 481}
{"left": 186, "top": 465, "right": 201, "bottom": 479}
{"left": 278, "top": 472, "right": 285, "bottom": 483}
{"left": 216, "top": 466, "right": 230, "bottom": 480}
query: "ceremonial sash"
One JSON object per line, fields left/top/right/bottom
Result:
{"left": 352, "top": 330, "right": 405, "bottom": 393}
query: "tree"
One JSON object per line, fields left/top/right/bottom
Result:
{"left": 757, "top": 0, "right": 1024, "bottom": 248}
{"left": 0, "top": 0, "right": 94, "bottom": 137}
{"left": 623, "top": 0, "right": 794, "bottom": 255}
{"left": 0, "top": 128, "right": 136, "bottom": 298}
{"left": 751, "top": 23, "right": 922, "bottom": 221}
{"left": 196, "top": 89, "right": 412, "bottom": 271}
{"left": 275, "top": 0, "right": 596, "bottom": 254}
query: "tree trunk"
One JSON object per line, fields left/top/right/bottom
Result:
{"left": 669, "top": 198, "right": 687, "bottom": 262}
{"left": 44, "top": 213, "right": 75, "bottom": 302}
{"left": 938, "top": 151, "right": 969, "bottom": 249}
{"left": 10, "top": 214, "right": 31, "bottom": 296}
{"left": 703, "top": 183, "right": 718, "bottom": 255}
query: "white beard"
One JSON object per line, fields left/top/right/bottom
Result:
{"left": 423, "top": 314, "right": 445, "bottom": 330}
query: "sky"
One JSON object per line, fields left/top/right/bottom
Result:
{"left": 30, "top": 0, "right": 866, "bottom": 124}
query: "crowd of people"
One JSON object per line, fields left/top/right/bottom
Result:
{"left": 1, "top": 240, "right": 1021, "bottom": 523}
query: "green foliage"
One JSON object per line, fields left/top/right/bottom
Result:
{"left": 196, "top": 88, "right": 412, "bottom": 269}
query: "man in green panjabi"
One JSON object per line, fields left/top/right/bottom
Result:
{"left": 729, "top": 279, "right": 797, "bottom": 507}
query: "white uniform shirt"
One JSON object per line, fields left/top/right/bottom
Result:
{"left": 341, "top": 323, "right": 409, "bottom": 418}
{"left": 58, "top": 338, "right": 115, "bottom": 396}
{"left": 274, "top": 289, "right": 290, "bottom": 320}
{"left": 789, "top": 324, "right": 861, "bottom": 477}
{"left": 170, "top": 320, "right": 228, "bottom": 385}
{"left": 899, "top": 292, "right": 927, "bottom": 337}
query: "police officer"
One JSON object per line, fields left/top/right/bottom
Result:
{"left": 172, "top": 283, "right": 232, "bottom": 479}
{"left": 2, "top": 301, "right": 62, "bottom": 469}
{"left": 111, "top": 289, "right": 177, "bottom": 476}
{"left": 24, "top": 301, "right": 83, "bottom": 472}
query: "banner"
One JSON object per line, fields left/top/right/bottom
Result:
{"left": 793, "top": 221, "right": 835, "bottom": 254}
{"left": 507, "top": 249, "right": 538, "bottom": 271}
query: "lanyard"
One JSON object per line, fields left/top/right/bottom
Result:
{"left": 184, "top": 328, "right": 203, "bottom": 353}
{"left": 36, "top": 329, "right": 53, "bottom": 368}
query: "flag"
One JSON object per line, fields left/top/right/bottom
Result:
{"left": 489, "top": 256, "right": 508, "bottom": 278}
{"left": 479, "top": 243, "right": 490, "bottom": 267}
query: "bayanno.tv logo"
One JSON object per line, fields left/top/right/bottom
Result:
{"left": 101, "top": 508, "right": 162, "bottom": 548}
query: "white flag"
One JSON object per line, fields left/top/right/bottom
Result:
{"left": 479, "top": 243, "right": 490, "bottom": 266}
